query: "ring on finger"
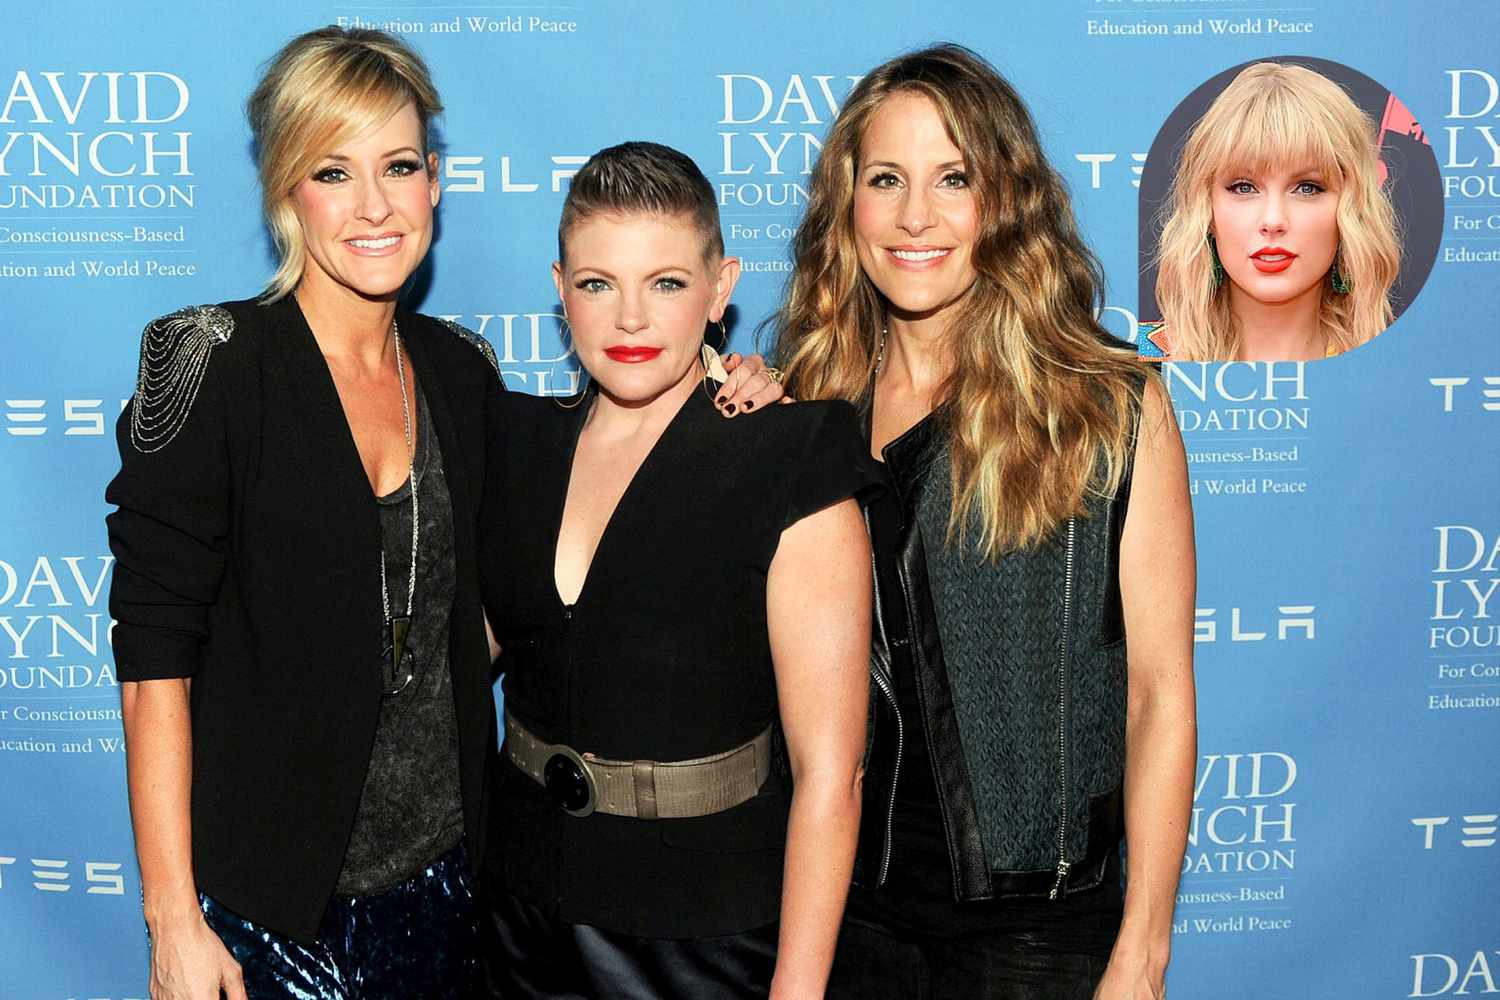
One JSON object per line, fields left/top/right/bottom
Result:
{"left": 762, "top": 367, "right": 785, "bottom": 384}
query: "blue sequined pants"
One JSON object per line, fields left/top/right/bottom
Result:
{"left": 200, "top": 844, "right": 479, "bottom": 999}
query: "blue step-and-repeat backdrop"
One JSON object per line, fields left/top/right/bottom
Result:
{"left": 1, "top": 2, "right": 1496, "bottom": 998}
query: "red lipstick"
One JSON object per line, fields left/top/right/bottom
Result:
{"left": 1250, "top": 246, "right": 1297, "bottom": 274}
{"left": 604, "top": 346, "right": 662, "bottom": 363}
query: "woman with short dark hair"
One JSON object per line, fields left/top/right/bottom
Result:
{"left": 480, "top": 140, "right": 878, "bottom": 999}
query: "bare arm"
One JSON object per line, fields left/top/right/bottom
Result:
{"left": 765, "top": 497, "right": 870, "bottom": 1000}
{"left": 122, "top": 679, "right": 246, "bottom": 1000}
{"left": 1096, "top": 377, "right": 1198, "bottom": 1000}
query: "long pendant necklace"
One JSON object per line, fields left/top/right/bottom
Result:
{"left": 379, "top": 319, "right": 419, "bottom": 695}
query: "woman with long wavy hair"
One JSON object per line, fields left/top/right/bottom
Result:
{"left": 1147, "top": 61, "right": 1400, "bottom": 361}
{"left": 775, "top": 44, "right": 1197, "bottom": 999}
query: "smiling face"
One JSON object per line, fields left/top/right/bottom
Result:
{"left": 553, "top": 211, "right": 739, "bottom": 405}
{"left": 852, "top": 91, "right": 979, "bottom": 324}
{"left": 1210, "top": 162, "right": 1339, "bottom": 312}
{"left": 289, "top": 102, "right": 439, "bottom": 302}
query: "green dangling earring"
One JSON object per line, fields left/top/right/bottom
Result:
{"left": 1207, "top": 233, "right": 1226, "bottom": 291}
{"left": 1329, "top": 257, "right": 1352, "bottom": 295}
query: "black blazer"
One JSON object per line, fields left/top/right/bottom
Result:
{"left": 480, "top": 387, "right": 881, "bottom": 938}
{"left": 106, "top": 294, "right": 504, "bottom": 943}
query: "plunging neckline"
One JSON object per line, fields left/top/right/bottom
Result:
{"left": 550, "top": 385, "right": 702, "bottom": 610}
{"left": 282, "top": 294, "right": 421, "bottom": 501}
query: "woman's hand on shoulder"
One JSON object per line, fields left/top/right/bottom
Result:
{"left": 148, "top": 911, "right": 247, "bottom": 1000}
{"left": 716, "top": 352, "right": 792, "bottom": 417}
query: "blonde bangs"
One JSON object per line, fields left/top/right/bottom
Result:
{"left": 1202, "top": 84, "right": 1346, "bottom": 187}
{"left": 263, "top": 76, "right": 411, "bottom": 200}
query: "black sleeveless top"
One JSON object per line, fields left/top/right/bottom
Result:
{"left": 480, "top": 387, "right": 881, "bottom": 938}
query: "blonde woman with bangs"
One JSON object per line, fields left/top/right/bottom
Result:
{"left": 774, "top": 45, "right": 1196, "bottom": 1000}
{"left": 1147, "top": 61, "right": 1400, "bottom": 361}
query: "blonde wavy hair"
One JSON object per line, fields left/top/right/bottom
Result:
{"left": 247, "top": 27, "right": 443, "bottom": 302}
{"left": 774, "top": 44, "right": 1145, "bottom": 557}
{"left": 1154, "top": 62, "right": 1400, "bottom": 360}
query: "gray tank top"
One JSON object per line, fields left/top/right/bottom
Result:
{"left": 337, "top": 384, "right": 465, "bottom": 895}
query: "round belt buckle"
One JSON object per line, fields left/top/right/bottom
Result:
{"left": 543, "top": 747, "right": 596, "bottom": 817}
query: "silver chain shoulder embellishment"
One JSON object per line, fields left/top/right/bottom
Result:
{"left": 437, "top": 317, "right": 501, "bottom": 377}
{"left": 129, "top": 304, "right": 234, "bottom": 454}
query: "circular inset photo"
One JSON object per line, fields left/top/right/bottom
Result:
{"left": 1137, "top": 57, "right": 1442, "bottom": 362}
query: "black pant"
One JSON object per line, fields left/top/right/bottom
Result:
{"left": 483, "top": 886, "right": 777, "bottom": 999}
{"left": 828, "top": 912, "right": 1108, "bottom": 1000}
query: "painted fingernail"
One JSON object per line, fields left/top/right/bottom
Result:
{"left": 716, "top": 396, "right": 727, "bottom": 406}
{"left": 742, "top": 400, "right": 755, "bottom": 410}
{"left": 724, "top": 403, "right": 737, "bottom": 415}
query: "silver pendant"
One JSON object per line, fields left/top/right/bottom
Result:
{"left": 391, "top": 615, "right": 412, "bottom": 667}
{"left": 384, "top": 616, "right": 414, "bottom": 695}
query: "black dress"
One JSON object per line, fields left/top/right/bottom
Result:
{"left": 479, "top": 385, "right": 880, "bottom": 996}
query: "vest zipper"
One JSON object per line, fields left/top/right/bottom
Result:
{"left": 1049, "top": 517, "right": 1077, "bottom": 901}
{"left": 871, "top": 665, "right": 903, "bottom": 888}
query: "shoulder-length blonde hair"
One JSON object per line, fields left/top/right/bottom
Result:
{"left": 1155, "top": 62, "right": 1400, "bottom": 360}
{"left": 247, "top": 27, "right": 443, "bottom": 302}
{"left": 774, "top": 44, "right": 1145, "bottom": 557}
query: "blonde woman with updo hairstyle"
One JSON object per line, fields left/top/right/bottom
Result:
{"left": 775, "top": 44, "right": 1197, "bottom": 1000}
{"left": 106, "top": 27, "right": 501, "bottom": 999}
{"left": 1147, "top": 61, "right": 1401, "bottom": 361}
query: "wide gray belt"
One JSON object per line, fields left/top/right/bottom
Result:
{"left": 505, "top": 712, "right": 772, "bottom": 819}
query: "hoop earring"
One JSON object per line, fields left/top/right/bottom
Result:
{"left": 550, "top": 316, "right": 591, "bottom": 411}
{"left": 1329, "top": 253, "right": 1352, "bottom": 295}
{"left": 700, "top": 320, "right": 730, "bottom": 390}
{"left": 1207, "top": 233, "right": 1226, "bottom": 291}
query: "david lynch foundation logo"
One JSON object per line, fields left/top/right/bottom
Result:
{"left": 713, "top": 72, "right": 860, "bottom": 276}
{"left": 1173, "top": 750, "right": 1298, "bottom": 937}
{"left": 0, "top": 554, "right": 123, "bottom": 756}
{"left": 1409, "top": 948, "right": 1500, "bottom": 997}
{"left": 1426, "top": 525, "right": 1500, "bottom": 711}
{"left": 0, "top": 70, "right": 193, "bottom": 210}
{"left": 1441, "top": 67, "right": 1500, "bottom": 264}
{"left": 0, "top": 69, "right": 200, "bottom": 280}
{"left": 1163, "top": 362, "right": 1313, "bottom": 499}
{"left": 715, "top": 73, "right": 859, "bottom": 209}
{"left": 436, "top": 310, "right": 577, "bottom": 397}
